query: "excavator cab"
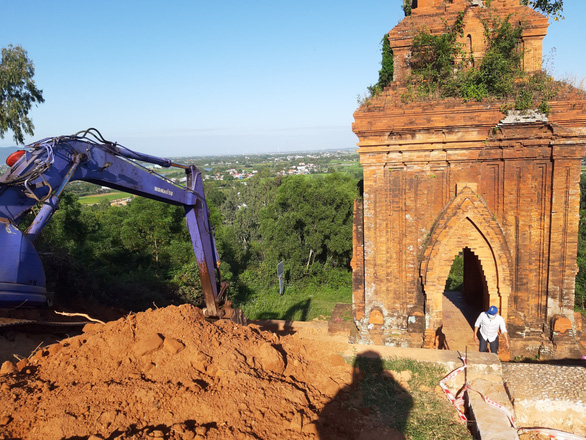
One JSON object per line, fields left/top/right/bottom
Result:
{"left": 0, "top": 218, "right": 47, "bottom": 306}
{"left": 1, "top": 148, "right": 50, "bottom": 306}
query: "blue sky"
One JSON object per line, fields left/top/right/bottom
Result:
{"left": 1, "top": 1, "right": 584, "bottom": 157}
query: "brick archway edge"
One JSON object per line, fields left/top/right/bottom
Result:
{"left": 420, "top": 186, "right": 514, "bottom": 331}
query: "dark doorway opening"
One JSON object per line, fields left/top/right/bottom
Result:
{"left": 441, "top": 247, "right": 487, "bottom": 350}
{"left": 462, "top": 247, "right": 489, "bottom": 311}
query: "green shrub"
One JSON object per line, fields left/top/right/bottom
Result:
{"left": 362, "top": 33, "right": 395, "bottom": 102}
{"left": 400, "top": 7, "right": 557, "bottom": 112}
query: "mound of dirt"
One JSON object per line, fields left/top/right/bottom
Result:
{"left": 0, "top": 305, "right": 404, "bottom": 440}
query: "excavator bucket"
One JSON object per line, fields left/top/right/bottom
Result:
{"left": 0, "top": 220, "right": 48, "bottom": 306}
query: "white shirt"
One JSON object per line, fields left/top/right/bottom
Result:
{"left": 474, "top": 313, "right": 507, "bottom": 342}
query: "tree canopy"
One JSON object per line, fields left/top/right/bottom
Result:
{"left": 259, "top": 173, "right": 357, "bottom": 283}
{"left": 26, "top": 172, "right": 358, "bottom": 316}
{"left": 0, "top": 45, "right": 44, "bottom": 144}
{"left": 521, "top": 0, "right": 564, "bottom": 20}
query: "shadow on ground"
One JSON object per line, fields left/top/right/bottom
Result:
{"left": 317, "top": 350, "right": 412, "bottom": 440}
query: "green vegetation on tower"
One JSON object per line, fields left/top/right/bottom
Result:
{"left": 403, "top": 10, "right": 558, "bottom": 113}
{"left": 363, "top": 1, "right": 566, "bottom": 112}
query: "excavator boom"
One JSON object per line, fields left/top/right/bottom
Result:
{"left": 0, "top": 129, "right": 225, "bottom": 316}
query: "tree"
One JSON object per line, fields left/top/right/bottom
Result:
{"left": 259, "top": 174, "right": 357, "bottom": 283}
{"left": 402, "top": 0, "right": 412, "bottom": 17}
{"left": 0, "top": 45, "right": 45, "bottom": 144}
{"left": 521, "top": 0, "right": 564, "bottom": 20}
{"left": 119, "top": 197, "right": 186, "bottom": 266}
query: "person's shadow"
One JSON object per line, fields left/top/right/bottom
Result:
{"left": 317, "top": 351, "right": 413, "bottom": 440}
{"left": 435, "top": 325, "right": 450, "bottom": 350}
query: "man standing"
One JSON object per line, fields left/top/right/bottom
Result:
{"left": 473, "top": 306, "right": 510, "bottom": 354}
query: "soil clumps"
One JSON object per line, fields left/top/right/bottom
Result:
{"left": 0, "top": 304, "right": 404, "bottom": 439}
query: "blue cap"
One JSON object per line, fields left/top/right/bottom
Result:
{"left": 487, "top": 306, "right": 498, "bottom": 316}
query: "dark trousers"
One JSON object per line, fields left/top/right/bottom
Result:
{"left": 479, "top": 336, "right": 499, "bottom": 354}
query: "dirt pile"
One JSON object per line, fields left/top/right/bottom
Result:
{"left": 0, "top": 305, "right": 404, "bottom": 440}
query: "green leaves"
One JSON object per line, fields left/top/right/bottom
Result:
{"left": 409, "top": 12, "right": 466, "bottom": 96}
{"left": 368, "top": 34, "right": 395, "bottom": 98}
{"left": 32, "top": 171, "right": 359, "bottom": 315}
{"left": 405, "top": 10, "right": 557, "bottom": 111}
{"left": 411, "top": 28, "right": 461, "bottom": 91}
{"left": 477, "top": 17, "right": 524, "bottom": 98}
{"left": 258, "top": 173, "right": 357, "bottom": 282}
{"left": 36, "top": 195, "right": 200, "bottom": 309}
{"left": 120, "top": 196, "right": 184, "bottom": 263}
{"left": 402, "top": 0, "right": 412, "bottom": 17}
{"left": 362, "top": 33, "right": 395, "bottom": 102}
{"left": 0, "top": 45, "right": 44, "bottom": 144}
{"left": 521, "top": 0, "right": 564, "bottom": 20}
{"left": 445, "top": 253, "right": 463, "bottom": 292}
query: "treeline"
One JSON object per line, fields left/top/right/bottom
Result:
{"left": 30, "top": 170, "right": 586, "bottom": 318}
{"left": 33, "top": 173, "right": 359, "bottom": 319}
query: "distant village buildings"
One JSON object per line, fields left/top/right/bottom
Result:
{"left": 277, "top": 163, "right": 318, "bottom": 176}
{"left": 129, "top": 149, "right": 352, "bottom": 181}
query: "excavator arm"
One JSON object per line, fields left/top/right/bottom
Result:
{"left": 0, "top": 129, "right": 226, "bottom": 317}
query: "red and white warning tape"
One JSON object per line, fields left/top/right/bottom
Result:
{"left": 440, "top": 356, "right": 586, "bottom": 440}
{"left": 439, "top": 359, "right": 468, "bottom": 422}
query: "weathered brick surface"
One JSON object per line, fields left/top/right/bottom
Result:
{"left": 351, "top": 199, "right": 365, "bottom": 321}
{"left": 351, "top": 0, "right": 586, "bottom": 358}
{"left": 552, "top": 315, "right": 572, "bottom": 334}
{"left": 390, "top": 0, "right": 548, "bottom": 82}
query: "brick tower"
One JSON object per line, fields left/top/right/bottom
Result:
{"left": 351, "top": 0, "right": 586, "bottom": 358}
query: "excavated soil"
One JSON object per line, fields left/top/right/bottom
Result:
{"left": 0, "top": 305, "right": 407, "bottom": 440}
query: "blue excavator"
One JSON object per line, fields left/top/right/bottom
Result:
{"left": 0, "top": 128, "right": 243, "bottom": 323}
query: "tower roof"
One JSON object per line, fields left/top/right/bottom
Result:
{"left": 389, "top": 0, "right": 549, "bottom": 81}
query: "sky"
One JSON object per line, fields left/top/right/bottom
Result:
{"left": 1, "top": 0, "right": 585, "bottom": 157}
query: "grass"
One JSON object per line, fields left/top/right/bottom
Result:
{"left": 79, "top": 192, "right": 133, "bottom": 205}
{"left": 237, "top": 283, "right": 352, "bottom": 321}
{"left": 348, "top": 356, "right": 473, "bottom": 440}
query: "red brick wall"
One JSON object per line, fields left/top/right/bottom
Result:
{"left": 352, "top": 96, "right": 586, "bottom": 353}
{"left": 390, "top": 0, "right": 548, "bottom": 81}
{"left": 351, "top": 1, "right": 586, "bottom": 357}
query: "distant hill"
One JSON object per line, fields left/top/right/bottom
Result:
{"left": 0, "top": 146, "right": 19, "bottom": 164}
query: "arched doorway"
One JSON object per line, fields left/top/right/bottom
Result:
{"left": 420, "top": 186, "right": 513, "bottom": 348}
{"left": 441, "top": 247, "right": 490, "bottom": 350}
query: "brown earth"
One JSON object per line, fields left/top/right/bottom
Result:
{"left": 0, "top": 305, "right": 412, "bottom": 440}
